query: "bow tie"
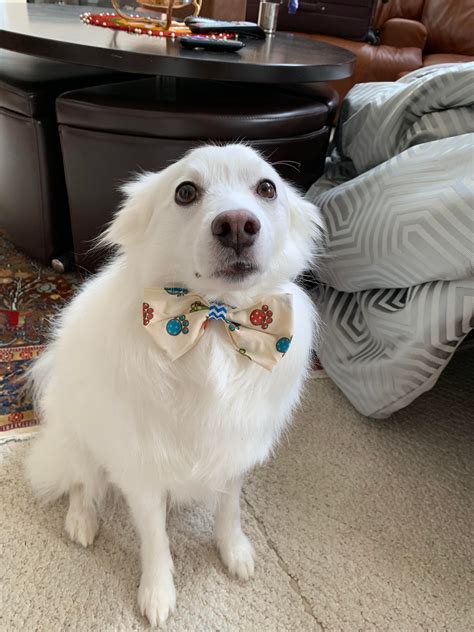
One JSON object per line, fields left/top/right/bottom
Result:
{"left": 143, "top": 287, "right": 293, "bottom": 371}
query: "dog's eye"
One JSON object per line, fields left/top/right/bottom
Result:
{"left": 256, "top": 179, "right": 277, "bottom": 200}
{"left": 175, "top": 182, "right": 198, "bottom": 206}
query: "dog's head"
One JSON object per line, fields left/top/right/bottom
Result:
{"left": 103, "top": 144, "right": 323, "bottom": 297}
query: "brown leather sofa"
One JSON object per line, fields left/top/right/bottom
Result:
{"left": 248, "top": 0, "right": 474, "bottom": 104}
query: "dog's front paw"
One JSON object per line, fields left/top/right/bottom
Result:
{"left": 219, "top": 532, "right": 255, "bottom": 581}
{"left": 65, "top": 504, "right": 99, "bottom": 547}
{"left": 138, "top": 573, "right": 176, "bottom": 627}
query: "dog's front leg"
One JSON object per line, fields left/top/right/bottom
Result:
{"left": 215, "top": 477, "right": 255, "bottom": 580}
{"left": 124, "top": 488, "right": 175, "bottom": 627}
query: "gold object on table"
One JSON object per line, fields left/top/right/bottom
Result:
{"left": 111, "top": 0, "right": 202, "bottom": 31}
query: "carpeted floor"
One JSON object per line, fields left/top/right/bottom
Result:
{"left": 2, "top": 346, "right": 472, "bottom": 631}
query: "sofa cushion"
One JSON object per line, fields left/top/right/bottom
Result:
{"left": 423, "top": 53, "right": 474, "bottom": 66}
{"left": 422, "top": 0, "right": 474, "bottom": 56}
{"left": 374, "top": 0, "right": 425, "bottom": 27}
{"left": 379, "top": 18, "right": 427, "bottom": 50}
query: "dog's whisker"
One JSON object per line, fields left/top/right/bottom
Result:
{"left": 272, "top": 160, "right": 302, "bottom": 172}
{"left": 261, "top": 147, "right": 279, "bottom": 162}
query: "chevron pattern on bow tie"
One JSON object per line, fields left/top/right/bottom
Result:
{"left": 208, "top": 303, "right": 228, "bottom": 322}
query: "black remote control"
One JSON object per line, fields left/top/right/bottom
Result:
{"left": 184, "top": 16, "right": 217, "bottom": 24}
{"left": 179, "top": 36, "right": 245, "bottom": 52}
{"left": 185, "top": 17, "right": 266, "bottom": 40}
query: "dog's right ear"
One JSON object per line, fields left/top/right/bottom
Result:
{"left": 99, "top": 171, "right": 161, "bottom": 249}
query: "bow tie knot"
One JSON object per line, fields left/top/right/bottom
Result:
{"left": 143, "top": 288, "right": 293, "bottom": 371}
{"left": 208, "top": 303, "right": 229, "bottom": 322}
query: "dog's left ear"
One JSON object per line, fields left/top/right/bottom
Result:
{"left": 285, "top": 184, "right": 324, "bottom": 270}
{"left": 100, "top": 171, "right": 161, "bottom": 249}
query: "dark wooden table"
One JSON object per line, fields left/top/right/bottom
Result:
{"left": 0, "top": 2, "right": 355, "bottom": 83}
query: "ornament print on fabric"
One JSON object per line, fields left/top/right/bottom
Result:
{"left": 165, "top": 287, "right": 189, "bottom": 296}
{"left": 142, "top": 303, "right": 154, "bottom": 326}
{"left": 166, "top": 314, "right": 190, "bottom": 336}
{"left": 190, "top": 301, "right": 209, "bottom": 312}
{"left": 143, "top": 288, "right": 294, "bottom": 371}
{"left": 249, "top": 304, "right": 273, "bottom": 330}
{"left": 276, "top": 337, "right": 292, "bottom": 354}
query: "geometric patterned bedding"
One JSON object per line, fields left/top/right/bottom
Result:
{"left": 306, "top": 63, "right": 474, "bottom": 417}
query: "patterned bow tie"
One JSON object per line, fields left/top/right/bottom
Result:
{"left": 143, "top": 288, "right": 293, "bottom": 371}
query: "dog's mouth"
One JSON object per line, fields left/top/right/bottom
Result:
{"left": 212, "top": 261, "right": 259, "bottom": 282}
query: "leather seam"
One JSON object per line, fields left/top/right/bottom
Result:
{"left": 57, "top": 101, "right": 327, "bottom": 123}
{"left": 57, "top": 124, "right": 329, "bottom": 143}
{"left": 31, "top": 119, "right": 47, "bottom": 260}
{"left": 58, "top": 111, "right": 326, "bottom": 124}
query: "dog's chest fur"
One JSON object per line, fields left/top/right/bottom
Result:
{"left": 136, "top": 326, "right": 298, "bottom": 498}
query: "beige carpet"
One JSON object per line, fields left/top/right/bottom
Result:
{"left": 2, "top": 351, "right": 472, "bottom": 632}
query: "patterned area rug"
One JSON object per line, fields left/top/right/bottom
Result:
{"left": 0, "top": 234, "right": 79, "bottom": 442}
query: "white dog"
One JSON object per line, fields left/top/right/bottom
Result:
{"left": 26, "top": 144, "right": 322, "bottom": 626}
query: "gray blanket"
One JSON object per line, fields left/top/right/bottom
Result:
{"left": 307, "top": 63, "right": 474, "bottom": 418}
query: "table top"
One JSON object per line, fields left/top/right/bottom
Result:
{"left": 0, "top": 3, "right": 355, "bottom": 83}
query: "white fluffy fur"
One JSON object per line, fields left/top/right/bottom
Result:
{"left": 25, "top": 144, "right": 322, "bottom": 626}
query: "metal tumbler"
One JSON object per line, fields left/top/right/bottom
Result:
{"left": 257, "top": 1, "right": 280, "bottom": 35}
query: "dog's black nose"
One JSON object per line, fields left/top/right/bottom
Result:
{"left": 211, "top": 210, "right": 261, "bottom": 255}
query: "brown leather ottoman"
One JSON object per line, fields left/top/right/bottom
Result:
{"left": 57, "top": 77, "right": 338, "bottom": 271}
{"left": 0, "top": 50, "right": 133, "bottom": 264}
